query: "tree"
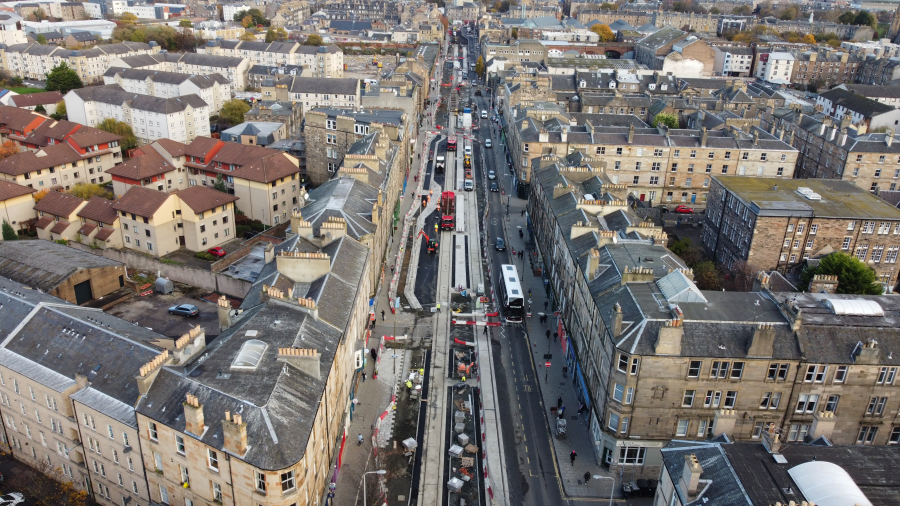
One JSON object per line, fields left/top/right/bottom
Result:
{"left": 68, "top": 183, "right": 113, "bottom": 200}
{"left": 732, "top": 32, "right": 754, "bottom": 43}
{"left": 220, "top": 99, "right": 250, "bottom": 126}
{"left": 2, "top": 219, "right": 17, "bottom": 241}
{"left": 240, "top": 31, "right": 257, "bottom": 41}
{"left": 8, "top": 458, "right": 90, "bottom": 506}
{"left": 511, "top": 27, "right": 518, "bottom": 39}
{"left": 36, "top": 34, "right": 47, "bottom": 44}
{"left": 33, "top": 188, "right": 50, "bottom": 202}
{"left": 854, "top": 10, "right": 877, "bottom": 29}
{"left": 241, "top": 15, "right": 253, "bottom": 28}
{"left": 599, "top": 2, "right": 617, "bottom": 9}
{"left": 212, "top": 174, "right": 229, "bottom": 193}
{"left": 265, "top": 27, "right": 276, "bottom": 42}
{"left": 590, "top": 23, "right": 615, "bottom": 42}
{"left": 305, "top": 33, "right": 323, "bottom": 46}
{"left": 179, "top": 19, "right": 192, "bottom": 27}
{"left": 802, "top": 33, "right": 817, "bottom": 44}
{"left": 667, "top": 236, "right": 703, "bottom": 266}
{"left": 653, "top": 113, "right": 679, "bottom": 129}
{"left": 233, "top": 8, "right": 268, "bottom": 27}
{"left": 475, "top": 55, "right": 485, "bottom": 78}
{"left": 95, "top": 118, "right": 137, "bottom": 152}
{"left": 800, "top": 251, "right": 883, "bottom": 295}
{"left": 0, "top": 140, "right": 19, "bottom": 159}
{"left": 274, "top": 27, "right": 288, "bottom": 41}
{"left": 54, "top": 100, "right": 66, "bottom": 118}
{"left": 692, "top": 260, "right": 721, "bottom": 290}
{"left": 34, "top": 104, "right": 46, "bottom": 115}
{"left": 733, "top": 5, "right": 752, "bottom": 15}
{"left": 45, "top": 62, "right": 83, "bottom": 95}
{"left": 778, "top": 6, "right": 797, "bottom": 20}
{"left": 119, "top": 12, "right": 138, "bottom": 25}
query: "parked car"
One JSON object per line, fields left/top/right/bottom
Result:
{"left": 488, "top": 170, "right": 496, "bottom": 179}
{"left": 659, "top": 206, "right": 669, "bottom": 213}
{"left": 207, "top": 246, "right": 226, "bottom": 258}
{"left": 168, "top": 304, "right": 200, "bottom": 317}
{"left": 485, "top": 139, "right": 492, "bottom": 148}
{"left": 495, "top": 237, "right": 506, "bottom": 251}
{"left": 481, "top": 110, "right": 488, "bottom": 118}
{"left": 243, "top": 230, "right": 258, "bottom": 239}
{"left": 674, "top": 205, "right": 694, "bottom": 214}
{"left": 0, "top": 493, "right": 24, "bottom": 506}
{"left": 490, "top": 182, "right": 499, "bottom": 192}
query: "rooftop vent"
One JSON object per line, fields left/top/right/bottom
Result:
{"left": 796, "top": 187, "right": 822, "bottom": 200}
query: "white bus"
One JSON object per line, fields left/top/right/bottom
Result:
{"left": 500, "top": 264, "right": 524, "bottom": 322}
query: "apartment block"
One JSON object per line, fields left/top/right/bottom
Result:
{"left": 507, "top": 102, "right": 797, "bottom": 203}
{"left": 113, "top": 185, "right": 237, "bottom": 256}
{"left": 791, "top": 49, "right": 859, "bottom": 89}
{"left": 0, "top": 12, "right": 26, "bottom": 46}
{"left": 103, "top": 67, "right": 233, "bottom": 113}
{"left": 110, "top": 53, "right": 252, "bottom": 90}
{"left": 199, "top": 41, "right": 344, "bottom": 79}
{"left": 65, "top": 84, "right": 211, "bottom": 145}
{"left": 261, "top": 76, "right": 360, "bottom": 113}
{"left": 136, "top": 225, "right": 370, "bottom": 506}
{"left": 0, "top": 179, "right": 35, "bottom": 235}
{"left": 815, "top": 87, "right": 900, "bottom": 131}
{"left": 33, "top": 190, "right": 87, "bottom": 241}
{"left": 303, "top": 108, "right": 407, "bottom": 186}
{"left": 712, "top": 46, "right": 753, "bottom": 77}
{"left": 754, "top": 51, "right": 795, "bottom": 85}
{"left": 702, "top": 176, "right": 900, "bottom": 284}
{"left": 635, "top": 27, "right": 714, "bottom": 76}
{"left": 0, "top": 41, "right": 159, "bottom": 83}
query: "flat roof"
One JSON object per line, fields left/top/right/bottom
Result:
{"left": 713, "top": 176, "right": 900, "bottom": 220}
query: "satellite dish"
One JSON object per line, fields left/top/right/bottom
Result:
{"left": 304, "top": 193, "right": 310, "bottom": 200}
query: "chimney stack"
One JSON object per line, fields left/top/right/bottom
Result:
{"left": 811, "top": 411, "right": 837, "bottom": 440}
{"left": 135, "top": 350, "right": 170, "bottom": 395}
{"left": 628, "top": 124, "right": 635, "bottom": 143}
{"left": 586, "top": 248, "right": 600, "bottom": 280}
{"left": 277, "top": 347, "right": 322, "bottom": 379}
{"left": 887, "top": 128, "right": 895, "bottom": 147}
{"left": 655, "top": 312, "right": 684, "bottom": 355}
{"left": 712, "top": 409, "right": 738, "bottom": 438}
{"left": 275, "top": 251, "right": 332, "bottom": 283}
{"left": 290, "top": 210, "right": 314, "bottom": 239}
{"left": 700, "top": 127, "right": 708, "bottom": 148}
{"left": 263, "top": 242, "right": 274, "bottom": 264}
{"left": 747, "top": 323, "right": 776, "bottom": 358}
{"left": 183, "top": 393, "right": 205, "bottom": 436}
{"left": 857, "top": 338, "right": 880, "bottom": 365}
{"left": 680, "top": 454, "right": 703, "bottom": 497}
{"left": 222, "top": 411, "right": 249, "bottom": 456}
{"left": 613, "top": 303, "right": 623, "bottom": 337}
{"left": 217, "top": 295, "right": 233, "bottom": 331}
{"left": 808, "top": 274, "right": 838, "bottom": 294}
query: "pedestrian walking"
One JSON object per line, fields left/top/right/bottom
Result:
{"left": 544, "top": 300, "right": 548, "bottom": 310}
{"left": 557, "top": 395, "right": 563, "bottom": 408}
{"left": 484, "top": 325, "right": 488, "bottom": 335}
{"left": 358, "top": 433, "right": 364, "bottom": 446}
{"left": 521, "top": 209, "right": 525, "bottom": 217}
{"left": 362, "top": 371, "right": 367, "bottom": 382}
{"left": 584, "top": 472, "right": 591, "bottom": 484}
{"left": 546, "top": 329, "right": 551, "bottom": 340}
{"left": 570, "top": 451, "right": 577, "bottom": 466}
{"left": 370, "top": 348, "right": 378, "bottom": 361}
{"left": 381, "top": 310, "right": 385, "bottom": 321}
{"left": 391, "top": 265, "right": 395, "bottom": 274}
{"left": 436, "top": 303, "right": 441, "bottom": 312}
{"left": 554, "top": 332, "right": 558, "bottom": 342}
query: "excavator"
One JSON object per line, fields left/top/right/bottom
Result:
{"left": 418, "top": 230, "right": 439, "bottom": 253}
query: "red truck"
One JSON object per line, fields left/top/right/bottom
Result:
{"left": 446, "top": 137, "right": 457, "bottom": 151}
{"left": 440, "top": 191, "right": 455, "bottom": 230}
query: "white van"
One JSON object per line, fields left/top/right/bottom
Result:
{"left": 464, "top": 179, "right": 474, "bottom": 191}
{"left": 464, "top": 145, "right": 472, "bottom": 156}
{"left": 481, "top": 110, "right": 488, "bottom": 118}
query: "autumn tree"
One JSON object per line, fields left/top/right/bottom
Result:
{"left": 692, "top": 260, "right": 721, "bottom": 290}
{"left": 45, "top": 62, "right": 83, "bottom": 95}
{"left": 233, "top": 8, "right": 268, "bottom": 27}
{"left": 241, "top": 15, "right": 253, "bottom": 28}
{"left": 68, "top": 183, "right": 113, "bottom": 200}
{"left": 220, "top": 99, "right": 251, "bottom": 127}
{"left": 802, "top": 33, "right": 816, "bottom": 44}
{"left": 475, "top": 55, "right": 485, "bottom": 78}
{"left": 305, "top": 33, "right": 323, "bottom": 46}
{"left": 0, "top": 140, "right": 19, "bottom": 159}
{"left": 119, "top": 12, "right": 138, "bottom": 25}
{"left": 265, "top": 27, "right": 287, "bottom": 42}
{"left": 590, "top": 23, "right": 615, "bottom": 42}
{"left": 240, "top": 31, "right": 257, "bottom": 41}
{"left": 95, "top": 118, "right": 137, "bottom": 152}
{"left": 33, "top": 188, "right": 50, "bottom": 202}
{"left": 179, "top": 19, "right": 192, "bottom": 27}
{"left": 511, "top": 27, "right": 518, "bottom": 39}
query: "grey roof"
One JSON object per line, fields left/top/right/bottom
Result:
{"left": 636, "top": 26, "right": 685, "bottom": 50}
{"left": 300, "top": 177, "right": 377, "bottom": 240}
{"left": 220, "top": 121, "right": 283, "bottom": 145}
{"left": 310, "top": 107, "right": 403, "bottom": 126}
{"left": 108, "top": 68, "right": 230, "bottom": 88}
{"left": 136, "top": 235, "right": 369, "bottom": 470}
{"left": 276, "top": 76, "right": 358, "bottom": 96}
{"left": 660, "top": 440, "right": 753, "bottom": 506}
{"left": 842, "top": 84, "right": 900, "bottom": 100}
{"left": 68, "top": 32, "right": 96, "bottom": 42}
{"left": 72, "top": 84, "right": 209, "bottom": 112}
{"left": 818, "top": 88, "right": 894, "bottom": 118}
{"left": 0, "top": 241, "right": 121, "bottom": 293}
{"left": 329, "top": 20, "right": 372, "bottom": 31}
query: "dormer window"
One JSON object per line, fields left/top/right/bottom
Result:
{"left": 608, "top": 80, "right": 616, "bottom": 89}
{"left": 661, "top": 84, "right": 668, "bottom": 91}
{"left": 648, "top": 84, "right": 656, "bottom": 90}
{"left": 579, "top": 79, "right": 586, "bottom": 88}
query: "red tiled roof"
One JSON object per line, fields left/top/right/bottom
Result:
{"left": 50, "top": 220, "right": 70, "bottom": 234}
{"left": 113, "top": 186, "right": 171, "bottom": 218}
{"left": 79, "top": 223, "right": 97, "bottom": 236}
{"left": 0, "top": 180, "right": 35, "bottom": 201}
{"left": 185, "top": 136, "right": 223, "bottom": 159}
{"left": 95, "top": 228, "right": 115, "bottom": 241}
{"left": 34, "top": 215, "right": 53, "bottom": 229}
{"left": 230, "top": 153, "right": 300, "bottom": 184}
{"left": 106, "top": 151, "right": 175, "bottom": 181}
{"left": 77, "top": 196, "right": 118, "bottom": 225}
{"left": 0, "top": 144, "right": 83, "bottom": 176}
{"left": 153, "top": 138, "right": 187, "bottom": 157}
{"left": 68, "top": 128, "right": 122, "bottom": 148}
{"left": 33, "top": 191, "right": 84, "bottom": 217}
{"left": 8, "top": 91, "right": 64, "bottom": 108}
{"left": 175, "top": 186, "right": 239, "bottom": 214}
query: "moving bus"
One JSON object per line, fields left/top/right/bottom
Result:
{"left": 447, "top": 137, "right": 457, "bottom": 151}
{"left": 500, "top": 264, "right": 524, "bottom": 322}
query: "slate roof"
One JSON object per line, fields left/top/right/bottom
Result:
{"left": 71, "top": 85, "right": 209, "bottom": 113}
{"left": 660, "top": 440, "right": 752, "bottom": 506}
{"left": 300, "top": 177, "right": 377, "bottom": 240}
{"left": 33, "top": 191, "right": 84, "bottom": 217}
{"left": 842, "top": 84, "right": 900, "bottom": 100}
{"left": 108, "top": 68, "right": 231, "bottom": 89}
{"left": 0, "top": 240, "right": 121, "bottom": 292}
{"left": 818, "top": 88, "right": 894, "bottom": 118}
{"left": 636, "top": 26, "right": 685, "bottom": 50}
{"left": 275, "top": 76, "right": 358, "bottom": 96}
{"left": 175, "top": 186, "right": 239, "bottom": 214}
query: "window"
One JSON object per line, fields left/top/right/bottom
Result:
{"left": 180, "top": 466, "right": 189, "bottom": 486}
{"left": 148, "top": 422, "right": 158, "bottom": 441}
{"left": 281, "top": 470, "right": 296, "bottom": 492}
{"left": 123, "top": 432, "right": 129, "bottom": 447}
{"left": 796, "top": 394, "right": 819, "bottom": 413}
{"left": 608, "top": 412, "right": 620, "bottom": 431}
{"left": 619, "top": 446, "right": 645, "bottom": 465}
{"left": 690, "top": 150, "right": 697, "bottom": 158}
{"left": 255, "top": 471, "right": 266, "bottom": 493}
{"left": 730, "top": 362, "right": 744, "bottom": 379}
{"left": 857, "top": 426, "right": 878, "bottom": 445}
{"left": 175, "top": 435, "right": 184, "bottom": 455}
{"left": 212, "top": 482, "right": 222, "bottom": 502}
{"left": 625, "top": 386, "right": 634, "bottom": 404}
{"left": 877, "top": 367, "right": 897, "bottom": 385}
{"left": 107, "top": 425, "right": 114, "bottom": 439}
{"left": 683, "top": 390, "right": 695, "bottom": 407}
{"left": 788, "top": 423, "right": 810, "bottom": 442}
{"left": 724, "top": 391, "right": 737, "bottom": 409}
{"left": 207, "top": 449, "right": 219, "bottom": 471}
{"left": 867, "top": 397, "right": 888, "bottom": 416}
{"left": 710, "top": 361, "right": 728, "bottom": 378}
{"left": 676, "top": 419, "right": 689, "bottom": 437}
{"left": 842, "top": 237, "right": 851, "bottom": 250}
{"left": 833, "top": 366, "right": 848, "bottom": 383}
{"left": 617, "top": 354, "right": 628, "bottom": 373}
{"left": 805, "top": 365, "right": 827, "bottom": 383}
{"left": 825, "top": 395, "right": 840, "bottom": 413}
{"left": 688, "top": 360, "right": 701, "bottom": 378}
{"left": 128, "top": 457, "right": 134, "bottom": 471}
{"left": 153, "top": 452, "right": 162, "bottom": 472}
{"left": 613, "top": 383, "right": 624, "bottom": 402}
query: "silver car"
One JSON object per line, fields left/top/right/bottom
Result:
{"left": 485, "top": 139, "right": 492, "bottom": 148}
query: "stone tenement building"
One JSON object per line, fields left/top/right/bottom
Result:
{"left": 507, "top": 101, "right": 798, "bottom": 204}
{"left": 791, "top": 49, "right": 860, "bottom": 89}
{"left": 303, "top": 108, "right": 408, "bottom": 186}
{"left": 761, "top": 106, "right": 900, "bottom": 195}
{"left": 528, "top": 156, "right": 900, "bottom": 480}
{"left": 702, "top": 176, "right": 900, "bottom": 285}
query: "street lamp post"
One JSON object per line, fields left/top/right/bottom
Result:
{"left": 592, "top": 475, "right": 616, "bottom": 506}
{"left": 363, "top": 469, "right": 387, "bottom": 506}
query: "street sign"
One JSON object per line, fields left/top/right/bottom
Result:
{"left": 545, "top": 361, "right": 551, "bottom": 368}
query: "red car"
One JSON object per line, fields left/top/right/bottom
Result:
{"left": 207, "top": 247, "right": 226, "bottom": 258}
{"left": 674, "top": 205, "right": 694, "bottom": 214}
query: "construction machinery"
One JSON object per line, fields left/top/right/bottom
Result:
{"left": 418, "top": 230, "right": 439, "bottom": 253}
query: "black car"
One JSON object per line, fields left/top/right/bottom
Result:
{"left": 495, "top": 237, "right": 506, "bottom": 251}
{"left": 490, "top": 182, "right": 499, "bottom": 192}
{"left": 168, "top": 304, "right": 200, "bottom": 317}
{"left": 243, "top": 230, "right": 258, "bottom": 239}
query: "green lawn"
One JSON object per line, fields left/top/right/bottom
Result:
{"left": 9, "top": 87, "right": 44, "bottom": 94}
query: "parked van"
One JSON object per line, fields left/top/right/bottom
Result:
{"left": 464, "top": 179, "right": 474, "bottom": 191}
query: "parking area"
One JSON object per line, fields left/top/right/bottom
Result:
{"left": 105, "top": 284, "right": 221, "bottom": 338}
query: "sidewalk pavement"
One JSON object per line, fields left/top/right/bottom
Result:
{"left": 498, "top": 169, "right": 623, "bottom": 501}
